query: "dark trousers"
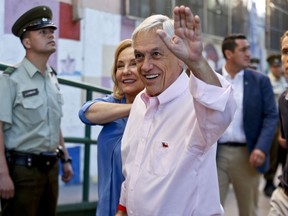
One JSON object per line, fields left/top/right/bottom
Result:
{"left": 1, "top": 163, "right": 59, "bottom": 216}
{"left": 264, "top": 129, "right": 287, "bottom": 182}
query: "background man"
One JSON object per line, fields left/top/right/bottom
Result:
{"left": 264, "top": 53, "right": 287, "bottom": 197}
{"left": 0, "top": 5, "right": 73, "bottom": 216}
{"left": 217, "top": 34, "right": 278, "bottom": 216}
{"left": 268, "top": 30, "right": 288, "bottom": 216}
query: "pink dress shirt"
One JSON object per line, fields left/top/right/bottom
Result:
{"left": 119, "top": 71, "right": 236, "bottom": 216}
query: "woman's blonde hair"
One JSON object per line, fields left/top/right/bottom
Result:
{"left": 111, "top": 39, "right": 133, "bottom": 99}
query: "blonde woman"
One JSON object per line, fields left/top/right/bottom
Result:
{"left": 79, "top": 39, "right": 144, "bottom": 216}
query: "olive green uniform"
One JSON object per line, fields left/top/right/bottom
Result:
{"left": 0, "top": 58, "right": 63, "bottom": 152}
{"left": 0, "top": 58, "right": 63, "bottom": 216}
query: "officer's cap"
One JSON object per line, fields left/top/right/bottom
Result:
{"left": 12, "top": 5, "right": 57, "bottom": 38}
{"left": 250, "top": 58, "right": 260, "bottom": 64}
{"left": 267, "top": 54, "right": 281, "bottom": 66}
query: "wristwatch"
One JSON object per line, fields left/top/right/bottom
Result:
{"left": 61, "top": 157, "right": 72, "bottom": 164}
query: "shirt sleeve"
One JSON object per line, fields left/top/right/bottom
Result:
{"left": 118, "top": 180, "right": 127, "bottom": 210}
{"left": 0, "top": 75, "right": 16, "bottom": 129}
{"left": 188, "top": 71, "right": 237, "bottom": 149}
{"left": 189, "top": 71, "right": 235, "bottom": 112}
{"left": 78, "top": 94, "right": 115, "bottom": 125}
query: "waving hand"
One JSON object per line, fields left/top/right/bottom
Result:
{"left": 157, "top": 6, "right": 221, "bottom": 86}
{"left": 157, "top": 6, "right": 203, "bottom": 64}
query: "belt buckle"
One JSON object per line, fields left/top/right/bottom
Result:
{"left": 38, "top": 152, "right": 58, "bottom": 172}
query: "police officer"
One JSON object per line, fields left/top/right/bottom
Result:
{"left": 267, "top": 54, "right": 287, "bottom": 103}
{"left": 0, "top": 5, "right": 73, "bottom": 216}
{"left": 249, "top": 57, "right": 260, "bottom": 70}
{"left": 264, "top": 54, "right": 287, "bottom": 197}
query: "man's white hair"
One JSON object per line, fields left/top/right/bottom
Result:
{"left": 132, "top": 14, "right": 174, "bottom": 41}
{"left": 132, "top": 14, "right": 187, "bottom": 71}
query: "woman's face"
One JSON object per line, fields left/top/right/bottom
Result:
{"left": 115, "top": 46, "right": 144, "bottom": 103}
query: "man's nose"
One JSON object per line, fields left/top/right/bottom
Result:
{"left": 141, "top": 56, "right": 153, "bottom": 71}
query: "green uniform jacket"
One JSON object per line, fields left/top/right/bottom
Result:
{"left": 0, "top": 57, "right": 63, "bottom": 153}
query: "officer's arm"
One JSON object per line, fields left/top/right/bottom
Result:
{"left": 59, "top": 129, "right": 74, "bottom": 183}
{"left": 0, "top": 121, "right": 15, "bottom": 199}
{"left": 59, "top": 129, "right": 71, "bottom": 161}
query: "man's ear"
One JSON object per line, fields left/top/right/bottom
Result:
{"left": 224, "top": 50, "right": 232, "bottom": 60}
{"left": 22, "top": 38, "right": 31, "bottom": 49}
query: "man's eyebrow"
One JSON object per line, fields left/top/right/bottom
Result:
{"left": 134, "top": 47, "right": 162, "bottom": 54}
{"left": 134, "top": 49, "right": 142, "bottom": 54}
{"left": 238, "top": 45, "right": 250, "bottom": 50}
{"left": 242, "top": 44, "right": 250, "bottom": 49}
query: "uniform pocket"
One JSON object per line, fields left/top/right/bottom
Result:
{"left": 22, "top": 96, "right": 43, "bottom": 109}
{"left": 17, "top": 95, "right": 46, "bottom": 124}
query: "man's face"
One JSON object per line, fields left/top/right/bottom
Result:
{"left": 133, "top": 30, "right": 182, "bottom": 97}
{"left": 228, "top": 39, "right": 251, "bottom": 69}
{"left": 281, "top": 36, "right": 288, "bottom": 78}
{"left": 23, "top": 27, "right": 56, "bottom": 54}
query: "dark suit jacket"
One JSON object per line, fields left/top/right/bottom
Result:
{"left": 279, "top": 90, "right": 288, "bottom": 147}
{"left": 218, "top": 68, "right": 278, "bottom": 173}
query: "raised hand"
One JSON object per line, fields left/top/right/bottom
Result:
{"left": 157, "top": 6, "right": 203, "bottom": 64}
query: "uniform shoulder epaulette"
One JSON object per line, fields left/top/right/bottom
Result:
{"left": 51, "top": 67, "right": 57, "bottom": 76}
{"left": 3, "top": 66, "right": 17, "bottom": 75}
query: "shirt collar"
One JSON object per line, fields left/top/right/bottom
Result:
{"left": 222, "top": 66, "right": 244, "bottom": 80}
{"left": 23, "top": 57, "right": 52, "bottom": 77}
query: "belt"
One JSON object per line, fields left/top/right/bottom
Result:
{"left": 6, "top": 150, "right": 59, "bottom": 171}
{"left": 218, "top": 142, "right": 246, "bottom": 147}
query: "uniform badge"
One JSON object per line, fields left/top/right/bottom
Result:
{"left": 22, "top": 88, "right": 39, "bottom": 97}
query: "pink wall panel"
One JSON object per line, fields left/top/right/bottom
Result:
{"left": 120, "top": 16, "right": 135, "bottom": 40}
{"left": 59, "top": 2, "right": 80, "bottom": 41}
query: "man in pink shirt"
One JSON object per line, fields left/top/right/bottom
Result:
{"left": 115, "top": 6, "right": 236, "bottom": 216}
